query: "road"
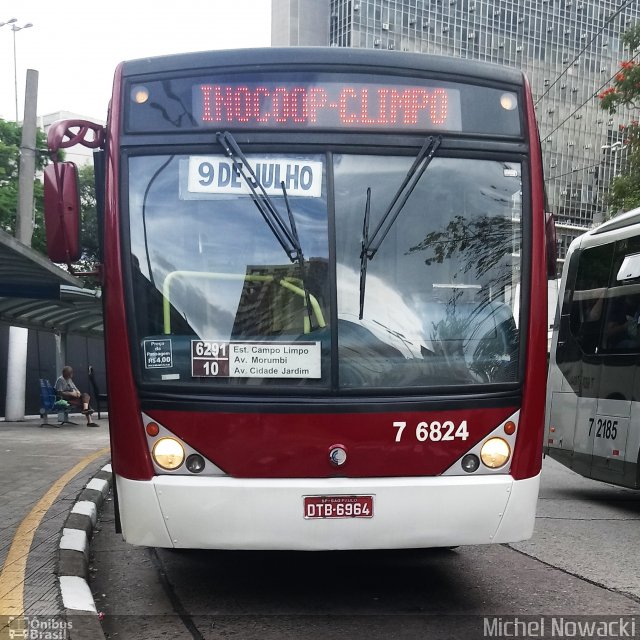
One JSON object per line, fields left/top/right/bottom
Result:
{"left": 89, "top": 458, "right": 640, "bottom": 640}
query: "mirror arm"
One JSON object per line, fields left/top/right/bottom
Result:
{"left": 45, "top": 119, "right": 105, "bottom": 271}
{"left": 47, "top": 119, "right": 105, "bottom": 158}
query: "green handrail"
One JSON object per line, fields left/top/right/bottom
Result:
{"left": 162, "top": 270, "right": 326, "bottom": 335}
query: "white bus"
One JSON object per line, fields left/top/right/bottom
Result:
{"left": 546, "top": 207, "right": 640, "bottom": 488}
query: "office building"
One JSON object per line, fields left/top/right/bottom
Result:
{"left": 272, "top": 0, "right": 640, "bottom": 261}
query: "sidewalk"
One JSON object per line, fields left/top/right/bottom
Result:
{"left": 0, "top": 416, "right": 110, "bottom": 621}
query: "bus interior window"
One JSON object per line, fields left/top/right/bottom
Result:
{"left": 569, "top": 286, "right": 605, "bottom": 353}
{"left": 601, "top": 288, "right": 640, "bottom": 352}
{"left": 569, "top": 244, "right": 613, "bottom": 354}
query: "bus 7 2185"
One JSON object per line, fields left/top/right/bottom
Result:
{"left": 43, "top": 48, "right": 554, "bottom": 549}
{"left": 547, "top": 208, "right": 640, "bottom": 489}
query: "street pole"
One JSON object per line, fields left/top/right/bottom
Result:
{"left": 15, "top": 69, "right": 38, "bottom": 245}
{"left": 4, "top": 328, "right": 28, "bottom": 421}
{"left": 0, "top": 20, "right": 17, "bottom": 118}
{"left": 5, "top": 69, "right": 38, "bottom": 422}
{"left": 9, "top": 21, "right": 33, "bottom": 122}
{"left": 13, "top": 27, "right": 18, "bottom": 122}
{"left": 3, "top": 21, "right": 35, "bottom": 421}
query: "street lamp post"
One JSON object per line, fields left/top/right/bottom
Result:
{"left": 601, "top": 141, "right": 626, "bottom": 180}
{"left": 600, "top": 141, "right": 628, "bottom": 218}
{"left": 10, "top": 21, "right": 33, "bottom": 122}
{"left": 0, "top": 20, "right": 17, "bottom": 119}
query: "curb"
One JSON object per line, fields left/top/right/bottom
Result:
{"left": 57, "top": 463, "right": 112, "bottom": 640}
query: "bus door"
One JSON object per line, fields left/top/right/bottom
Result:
{"left": 591, "top": 349, "right": 634, "bottom": 482}
{"left": 571, "top": 353, "right": 599, "bottom": 479}
{"left": 547, "top": 248, "right": 594, "bottom": 473}
{"left": 590, "top": 395, "right": 630, "bottom": 480}
{"left": 591, "top": 245, "right": 640, "bottom": 481}
{"left": 551, "top": 244, "right": 614, "bottom": 477}
{"left": 628, "top": 366, "right": 640, "bottom": 488}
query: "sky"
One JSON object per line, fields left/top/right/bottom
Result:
{"left": 0, "top": 0, "right": 272, "bottom": 122}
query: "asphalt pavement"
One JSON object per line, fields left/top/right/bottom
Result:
{"left": 2, "top": 414, "right": 640, "bottom": 640}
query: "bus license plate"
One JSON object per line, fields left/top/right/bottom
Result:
{"left": 304, "top": 495, "right": 373, "bottom": 519}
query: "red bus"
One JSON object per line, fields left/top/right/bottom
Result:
{"left": 44, "top": 48, "right": 553, "bottom": 549}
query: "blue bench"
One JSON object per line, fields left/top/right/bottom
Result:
{"left": 39, "top": 378, "right": 75, "bottom": 427}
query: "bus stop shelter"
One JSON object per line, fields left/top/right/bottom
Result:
{"left": 0, "top": 229, "right": 104, "bottom": 417}
{"left": 0, "top": 229, "right": 103, "bottom": 336}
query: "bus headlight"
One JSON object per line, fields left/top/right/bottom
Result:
{"left": 152, "top": 437, "right": 185, "bottom": 470}
{"left": 480, "top": 437, "right": 511, "bottom": 469}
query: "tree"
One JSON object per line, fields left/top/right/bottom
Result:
{"left": 0, "top": 118, "right": 100, "bottom": 280}
{"left": 598, "top": 25, "right": 640, "bottom": 216}
{"left": 77, "top": 163, "right": 100, "bottom": 273}
{"left": 0, "top": 118, "right": 48, "bottom": 252}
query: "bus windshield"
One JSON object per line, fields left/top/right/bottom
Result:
{"left": 127, "top": 152, "right": 522, "bottom": 390}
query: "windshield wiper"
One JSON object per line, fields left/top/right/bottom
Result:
{"left": 280, "top": 181, "right": 313, "bottom": 329}
{"left": 359, "top": 187, "right": 372, "bottom": 322}
{"left": 358, "top": 135, "right": 442, "bottom": 319}
{"left": 216, "top": 131, "right": 302, "bottom": 263}
{"left": 216, "top": 131, "right": 315, "bottom": 329}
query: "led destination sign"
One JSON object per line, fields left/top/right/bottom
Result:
{"left": 194, "top": 82, "right": 462, "bottom": 131}
{"left": 126, "top": 72, "right": 521, "bottom": 136}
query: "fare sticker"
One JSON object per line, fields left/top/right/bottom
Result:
{"left": 144, "top": 339, "right": 173, "bottom": 369}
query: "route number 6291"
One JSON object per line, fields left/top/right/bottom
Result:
{"left": 393, "top": 420, "right": 469, "bottom": 443}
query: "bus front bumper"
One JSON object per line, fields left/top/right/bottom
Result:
{"left": 116, "top": 473, "right": 540, "bottom": 550}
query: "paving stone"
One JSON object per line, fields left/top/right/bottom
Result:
{"left": 0, "top": 419, "right": 110, "bottom": 620}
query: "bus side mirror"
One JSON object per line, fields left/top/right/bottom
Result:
{"left": 43, "top": 162, "right": 81, "bottom": 263}
{"left": 545, "top": 211, "right": 557, "bottom": 279}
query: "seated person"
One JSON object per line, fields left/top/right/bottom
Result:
{"left": 55, "top": 365, "right": 98, "bottom": 427}
{"left": 604, "top": 294, "right": 640, "bottom": 349}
